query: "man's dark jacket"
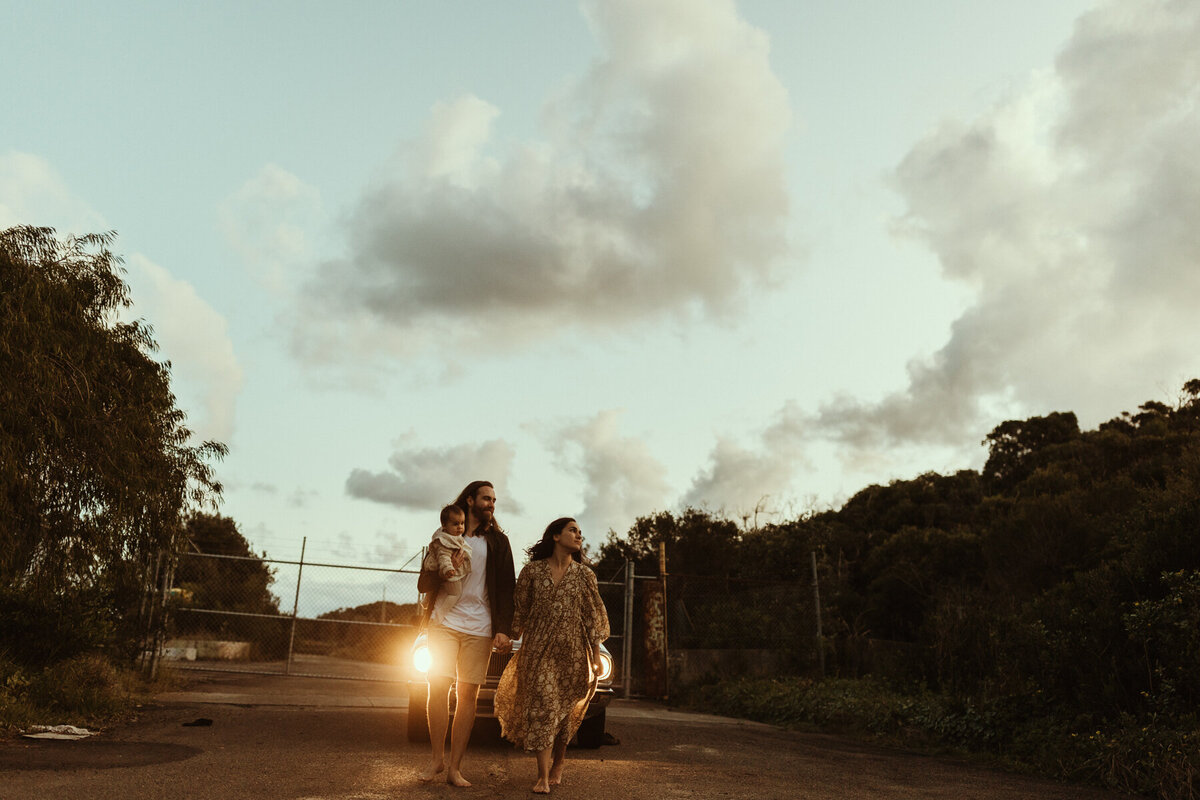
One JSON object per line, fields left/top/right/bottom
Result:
{"left": 417, "top": 523, "right": 515, "bottom": 638}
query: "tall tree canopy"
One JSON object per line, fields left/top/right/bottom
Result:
{"left": 0, "top": 226, "right": 225, "bottom": 620}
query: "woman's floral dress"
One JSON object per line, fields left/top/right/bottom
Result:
{"left": 495, "top": 559, "right": 610, "bottom": 751}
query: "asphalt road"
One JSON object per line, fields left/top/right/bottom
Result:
{"left": 0, "top": 669, "right": 1135, "bottom": 800}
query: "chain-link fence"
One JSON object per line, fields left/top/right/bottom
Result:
{"left": 163, "top": 547, "right": 636, "bottom": 690}
{"left": 165, "top": 548, "right": 423, "bottom": 681}
{"left": 160, "top": 543, "right": 822, "bottom": 692}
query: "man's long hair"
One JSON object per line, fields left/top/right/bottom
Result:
{"left": 526, "top": 517, "right": 583, "bottom": 563}
{"left": 453, "top": 480, "right": 503, "bottom": 533}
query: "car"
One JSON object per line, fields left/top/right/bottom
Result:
{"left": 406, "top": 632, "right": 615, "bottom": 748}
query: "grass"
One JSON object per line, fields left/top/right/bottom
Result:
{"left": 0, "top": 653, "right": 175, "bottom": 736}
{"left": 674, "top": 676, "right": 1200, "bottom": 800}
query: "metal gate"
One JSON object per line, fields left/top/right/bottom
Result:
{"left": 162, "top": 542, "right": 639, "bottom": 694}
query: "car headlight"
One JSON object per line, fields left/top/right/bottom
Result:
{"left": 412, "top": 642, "right": 431, "bottom": 674}
{"left": 595, "top": 649, "right": 614, "bottom": 682}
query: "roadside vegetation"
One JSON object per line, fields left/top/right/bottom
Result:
{"left": 595, "top": 383, "right": 1200, "bottom": 800}
{"left": 0, "top": 227, "right": 224, "bottom": 734}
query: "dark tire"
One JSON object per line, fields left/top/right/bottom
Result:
{"left": 573, "top": 709, "right": 605, "bottom": 748}
{"left": 407, "top": 683, "right": 430, "bottom": 743}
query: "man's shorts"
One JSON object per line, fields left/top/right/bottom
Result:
{"left": 426, "top": 624, "right": 492, "bottom": 686}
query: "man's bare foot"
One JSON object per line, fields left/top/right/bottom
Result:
{"left": 417, "top": 762, "right": 444, "bottom": 782}
{"left": 532, "top": 778, "right": 551, "bottom": 794}
{"left": 446, "top": 769, "right": 472, "bottom": 788}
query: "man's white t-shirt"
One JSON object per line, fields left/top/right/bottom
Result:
{"left": 441, "top": 533, "right": 491, "bottom": 637}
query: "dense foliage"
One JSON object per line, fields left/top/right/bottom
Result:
{"left": 0, "top": 226, "right": 225, "bottom": 667}
{"left": 597, "top": 381, "right": 1200, "bottom": 798}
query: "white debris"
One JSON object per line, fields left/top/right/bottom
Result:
{"left": 21, "top": 724, "right": 96, "bottom": 740}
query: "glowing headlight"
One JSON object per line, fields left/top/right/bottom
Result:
{"left": 412, "top": 643, "right": 431, "bottom": 674}
{"left": 595, "top": 650, "right": 614, "bottom": 682}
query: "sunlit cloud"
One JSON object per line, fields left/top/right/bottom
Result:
{"left": 293, "top": 0, "right": 792, "bottom": 361}
{"left": 127, "top": 254, "right": 244, "bottom": 444}
{"left": 780, "top": 0, "right": 1200, "bottom": 460}
{"left": 219, "top": 163, "right": 325, "bottom": 294}
{"left": 540, "top": 409, "right": 671, "bottom": 536}
{"left": 345, "top": 434, "right": 521, "bottom": 514}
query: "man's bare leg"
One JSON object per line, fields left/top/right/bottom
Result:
{"left": 533, "top": 747, "right": 553, "bottom": 794}
{"left": 446, "top": 681, "right": 479, "bottom": 787}
{"left": 548, "top": 737, "right": 567, "bottom": 785}
{"left": 419, "top": 677, "right": 452, "bottom": 782}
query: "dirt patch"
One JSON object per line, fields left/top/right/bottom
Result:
{"left": 0, "top": 738, "right": 200, "bottom": 771}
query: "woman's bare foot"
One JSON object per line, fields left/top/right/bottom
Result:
{"left": 417, "top": 761, "right": 444, "bottom": 782}
{"left": 548, "top": 764, "right": 564, "bottom": 785}
{"left": 532, "top": 778, "right": 551, "bottom": 793}
{"left": 446, "top": 769, "right": 472, "bottom": 788}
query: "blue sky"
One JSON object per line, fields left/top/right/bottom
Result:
{"left": 5, "top": 0, "right": 1198, "bottom": 589}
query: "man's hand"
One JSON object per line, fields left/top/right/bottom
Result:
{"left": 493, "top": 632, "right": 512, "bottom": 653}
{"left": 451, "top": 550, "right": 466, "bottom": 570}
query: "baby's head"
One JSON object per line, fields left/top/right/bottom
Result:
{"left": 440, "top": 504, "right": 466, "bottom": 536}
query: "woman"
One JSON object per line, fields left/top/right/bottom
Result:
{"left": 495, "top": 517, "right": 610, "bottom": 794}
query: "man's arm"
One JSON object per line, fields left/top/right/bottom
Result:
{"left": 490, "top": 531, "right": 517, "bottom": 642}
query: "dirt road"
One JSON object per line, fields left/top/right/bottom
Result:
{"left": 0, "top": 671, "right": 1134, "bottom": 800}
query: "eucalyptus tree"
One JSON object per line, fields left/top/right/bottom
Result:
{"left": 0, "top": 226, "right": 225, "bottom": 661}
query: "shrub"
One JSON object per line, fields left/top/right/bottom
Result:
{"left": 28, "top": 654, "right": 132, "bottom": 719}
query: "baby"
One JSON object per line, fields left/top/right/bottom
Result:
{"left": 420, "top": 504, "right": 472, "bottom": 626}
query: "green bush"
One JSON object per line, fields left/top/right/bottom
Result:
{"left": 681, "top": 675, "right": 1199, "bottom": 799}
{"left": 0, "top": 588, "right": 116, "bottom": 667}
{"left": 29, "top": 654, "right": 133, "bottom": 718}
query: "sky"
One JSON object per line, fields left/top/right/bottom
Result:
{"left": 5, "top": 0, "right": 1200, "bottom": 604}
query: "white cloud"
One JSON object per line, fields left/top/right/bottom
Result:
{"left": 345, "top": 434, "right": 520, "bottom": 514}
{"left": 788, "top": 0, "right": 1200, "bottom": 455}
{"left": 541, "top": 409, "right": 671, "bottom": 536}
{"left": 0, "top": 151, "right": 108, "bottom": 233}
{"left": 126, "top": 254, "right": 244, "bottom": 444}
{"left": 294, "top": 0, "right": 792, "bottom": 360}
{"left": 683, "top": 403, "right": 808, "bottom": 514}
{"left": 219, "top": 163, "right": 324, "bottom": 294}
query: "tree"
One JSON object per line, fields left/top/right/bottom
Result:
{"left": 174, "top": 514, "right": 280, "bottom": 616}
{"left": 981, "top": 411, "right": 1080, "bottom": 492}
{"left": 0, "top": 226, "right": 225, "bottom": 663}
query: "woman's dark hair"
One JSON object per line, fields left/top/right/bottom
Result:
{"left": 453, "top": 480, "right": 502, "bottom": 533}
{"left": 526, "top": 517, "right": 582, "bottom": 562}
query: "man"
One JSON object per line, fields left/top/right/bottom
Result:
{"left": 418, "top": 480, "right": 516, "bottom": 787}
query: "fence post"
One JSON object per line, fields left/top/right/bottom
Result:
{"left": 286, "top": 536, "right": 306, "bottom": 676}
{"left": 622, "top": 559, "right": 634, "bottom": 698}
{"left": 659, "top": 542, "right": 669, "bottom": 699}
{"left": 811, "top": 550, "right": 824, "bottom": 678}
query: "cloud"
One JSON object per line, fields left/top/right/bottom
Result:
{"left": 683, "top": 403, "right": 809, "bottom": 513}
{"left": 219, "top": 163, "right": 324, "bottom": 294}
{"left": 0, "top": 151, "right": 108, "bottom": 233}
{"left": 794, "top": 0, "right": 1200, "bottom": 453}
{"left": 541, "top": 410, "right": 670, "bottom": 535}
{"left": 126, "top": 254, "right": 244, "bottom": 444}
{"left": 294, "top": 0, "right": 792, "bottom": 360}
{"left": 345, "top": 435, "right": 520, "bottom": 513}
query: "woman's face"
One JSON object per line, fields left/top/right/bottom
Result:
{"left": 554, "top": 520, "right": 583, "bottom": 553}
